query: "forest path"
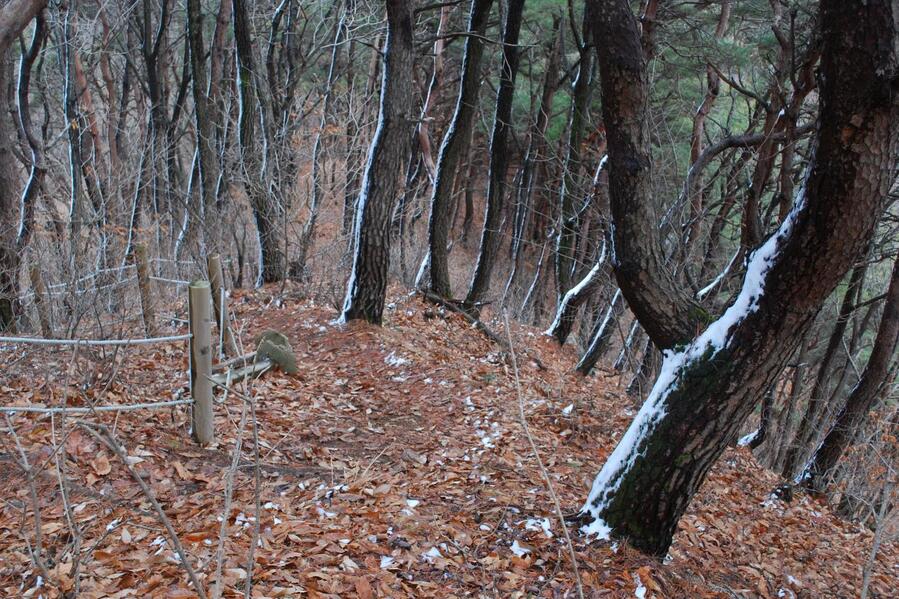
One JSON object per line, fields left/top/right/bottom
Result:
{"left": 0, "top": 287, "right": 894, "bottom": 597}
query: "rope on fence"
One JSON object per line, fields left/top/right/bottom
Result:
{"left": 0, "top": 333, "right": 191, "bottom": 347}
{"left": 0, "top": 398, "right": 194, "bottom": 414}
{"left": 46, "top": 264, "right": 136, "bottom": 290}
{"left": 150, "top": 276, "right": 191, "bottom": 286}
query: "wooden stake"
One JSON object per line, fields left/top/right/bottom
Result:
{"left": 207, "top": 254, "right": 238, "bottom": 357}
{"left": 29, "top": 265, "right": 52, "bottom": 338}
{"left": 135, "top": 243, "right": 157, "bottom": 336}
{"left": 189, "top": 280, "right": 214, "bottom": 446}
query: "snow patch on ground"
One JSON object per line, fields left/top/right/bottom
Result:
{"left": 524, "top": 517, "right": 554, "bottom": 538}
{"left": 384, "top": 351, "right": 411, "bottom": 367}
{"left": 421, "top": 547, "right": 442, "bottom": 562}
{"left": 633, "top": 572, "right": 647, "bottom": 598}
{"left": 510, "top": 540, "right": 530, "bottom": 557}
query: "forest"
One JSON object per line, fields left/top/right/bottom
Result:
{"left": 0, "top": 0, "right": 897, "bottom": 596}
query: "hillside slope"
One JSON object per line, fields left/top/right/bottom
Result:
{"left": 0, "top": 287, "right": 895, "bottom": 597}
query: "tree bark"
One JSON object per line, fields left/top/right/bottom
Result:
{"left": 339, "top": 0, "right": 416, "bottom": 325}
{"left": 465, "top": 0, "right": 525, "bottom": 311}
{"left": 554, "top": 4, "right": 595, "bottom": 299}
{"left": 0, "top": 0, "right": 47, "bottom": 330}
{"left": 186, "top": 0, "right": 218, "bottom": 212}
{"left": 233, "top": 0, "right": 286, "bottom": 283}
{"left": 418, "top": 0, "right": 494, "bottom": 298}
{"left": 804, "top": 256, "right": 899, "bottom": 489}
{"left": 577, "top": 0, "right": 899, "bottom": 557}
{"left": 783, "top": 258, "right": 868, "bottom": 476}
{"left": 576, "top": 289, "right": 624, "bottom": 375}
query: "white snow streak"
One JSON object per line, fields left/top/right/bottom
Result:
{"left": 737, "top": 430, "right": 759, "bottom": 447}
{"left": 582, "top": 189, "right": 807, "bottom": 538}
{"left": 544, "top": 245, "right": 606, "bottom": 337}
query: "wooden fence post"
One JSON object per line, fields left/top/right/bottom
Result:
{"left": 29, "top": 265, "right": 52, "bottom": 338}
{"left": 207, "top": 254, "right": 239, "bottom": 357}
{"left": 135, "top": 243, "right": 157, "bottom": 336}
{"left": 189, "top": 280, "right": 214, "bottom": 446}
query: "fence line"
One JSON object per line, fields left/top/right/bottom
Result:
{"left": 0, "top": 399, "right": 194, "bottom": 415}
{"left": 0, "top": 333, "right": 191, "bottom": 347}
{"left": 151, "top": 276, "right": 191, "bottom": 286}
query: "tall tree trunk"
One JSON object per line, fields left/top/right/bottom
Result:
{"left": 0, "top": 0, "right": 47, "bottom": 330}
{"left": 296, "top": 5, "right": 348, "bottom": 278}
{"left": 339, "top": 0, "right": 416, "bottom": 325}
{"left": 683, "top": 1, "right": 731, "bottom": 261}
{"left": 804, "top": 256, "right": 899, "bottom": 489}
{"left": 187, "top": 0, "right": 218, "bottom": 214}
{"left": 465, "top": 0, "right": 525, "bottom": 311}
{"left": 783, "top": 258, "right": 869, "bottom": 476}
{"left": 417, "top": 0, "right": 494, "bottom": 298}
{"left": 504, "top": 17, "right": 562, "bottom": 307}
{"left": 554, "top": 5, "right": 594, "bottom": 299}
{"left": 576, "top": 0, "right": 899, "bottom": 557}
{"left": 233, "top": 0, "right": 286, "bottom": 283}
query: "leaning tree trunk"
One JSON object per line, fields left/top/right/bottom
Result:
{"left": 545, "top": 243, "right": 607, "bottom": 345}
{"left": 782, "top": 258, "right": 868, "bottom": 476}
{"left": 576, "top": 0, "right": 899, "bottom": 557}
{"left": 554, "top": 5, "right": 595, "bottom": 299}
{"left": 576, "top": 289, "right": 624, "bottom": 375}
{"left": 464, "top": 0, "right": 525, "bottom": 311}
{"left": 339, "top": 0, "right": 416, "bottom": 325}
{"left": 803, "top": 255, "right": 899, "bottom": 490}
{"left": 418, "top": 0, "right": 494, "bottom": 298}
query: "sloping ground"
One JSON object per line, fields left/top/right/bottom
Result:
{"left": 0, "top": 286, "right": 895, "bottom": 598}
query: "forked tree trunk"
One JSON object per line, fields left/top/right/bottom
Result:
{"left": 577, "top": 0, "right": 898, "bottom": 557}
{"left": 0, "top": 0, "right": 48, "bottom": 330}
{"left": 339, "top": 0, "right": 415, "bottom": 324}
{"left": 418, "top": 0, "right": 494, "bottom": 298}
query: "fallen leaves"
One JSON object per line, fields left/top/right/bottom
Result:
{"left": 0, "top": 290, "right": 895, "bottom": 598}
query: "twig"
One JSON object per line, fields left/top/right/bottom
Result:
{"left": 211, "top": 381, "right": 249, "bottom": 599}
{"left": 0, "top": 399, "right": 193, "bottom": 414}
{"left": 77, "top": 421, "right": 208, "bottom": 599}
{"left": 502, "top": 313, "right": 584, "bottom": 599}
{"left": 420, "top": 291, "right": 547, "bottom": 370}
{"left": 3, "top": 415, "right": 52, "bottom": 585}
{"left": 245, "top": 398, "right": 261, "bottom": 599}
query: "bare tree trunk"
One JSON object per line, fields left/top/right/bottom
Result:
{"left": 233, "top": 0, "right": 286, "bottom": 284}
{"left": 554, "top": 4, "right": 594, "bottom": 298}
{"left": 804, "top": 256, "right": 899, "bottom": 489}
{"left": 683, "top": 1, "right": 731, "bottom": 261}
{"left": 465, "top": 0, "right": 525, "bottom": 311}
{"left": 0, "top": 0, "right": 48, "bottom": 330}
{"left": 576, "top": 289, "right": 624, "bottom": 375}
{"left": 418, "top": 0, "right": 494, "bottom": 298}
{"left": 783, "top": 258, "right": 869, "bottom": 476}
{"left": 339, "top": 0, "right": 416, "bottom": 325}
